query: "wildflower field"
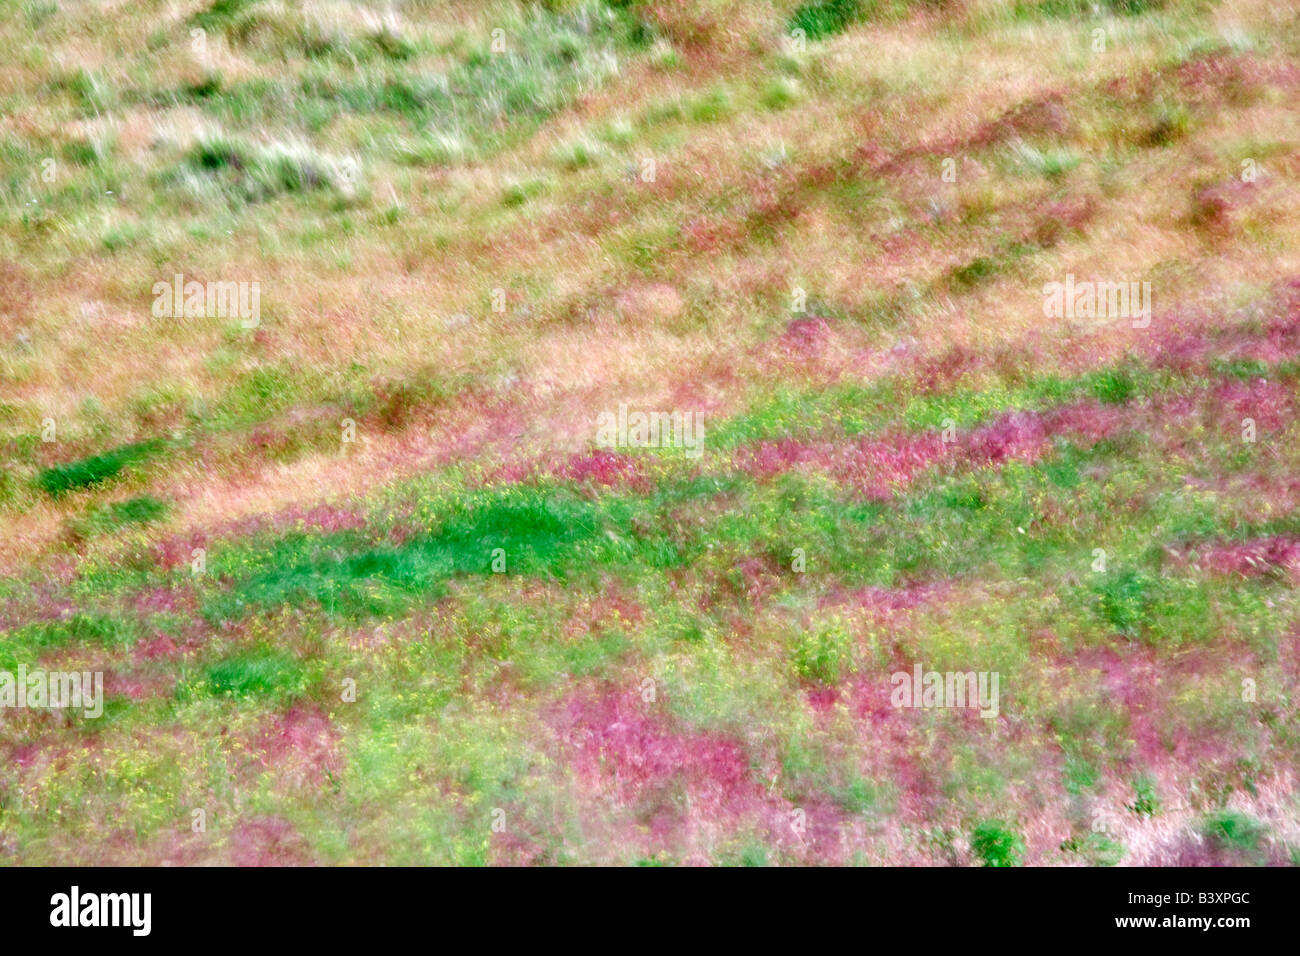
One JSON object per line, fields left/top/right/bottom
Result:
{"left": 2, "top": 0, "right": 1299, "bottom": 865}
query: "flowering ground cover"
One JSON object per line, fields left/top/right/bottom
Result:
{"left": 2, "top": 0, "right": 1299, "bottom": 865}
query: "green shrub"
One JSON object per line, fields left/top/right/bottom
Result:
{"left": 971, "top": 820, "right": 1025, "bottom": 866}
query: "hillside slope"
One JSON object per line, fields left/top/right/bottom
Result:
{"left": 1, "top": 0, "right": 1299, "bottom": 864}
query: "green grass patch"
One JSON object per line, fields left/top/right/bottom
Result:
{"left": 0, "top": 612, "right": 137, "bottom": 666}
{"left": 72, "top": 495, "right": 170, "bottom": 539}
{"left": 1127, "top": 775, "right": 1160, "bottom": 817}
{"left": 37, "top": 439, "right": 163, "bottom": 496}
{"left": 189, "top": 0, "right": 261, "bottom": 32}
{"left": 790, "top": 617, "right": 854, "bottom": 685}
{"left": 1201, "top": 809, "right": 1266, "bottom": 852}
{"left": 203, "top": 485, "right": 627, "bottom": 622}
{"left": 183, "top": 134, "right": 352, "bottom": 204}
{"left": 202, "top": 648, "right": 307, "bottom": 699}
{"left": 1059, "top": 832, "right": 1126, "bottom": 865}
{"left": 949, "top": 255, "right": 999, "bottom": 289}
{"left": 788, "top": 0, "right": 862, "bottom": 40}
{"left": 971, "top": 819, "right": 1025, "bottom": 867}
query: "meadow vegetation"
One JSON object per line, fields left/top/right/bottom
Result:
{"left": 1, "top": 0, "right": 1299, "bottom": 864}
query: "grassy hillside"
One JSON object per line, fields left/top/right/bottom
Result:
{"left": 1, "top": 0, "right": 1299, "bottom": 864}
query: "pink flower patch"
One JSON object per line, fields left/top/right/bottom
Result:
{"left": 1043, "top": 400, "right": 1127, "bottom": 444}
{"left": 10, "top": 740, "right": 59, "bottom": 771}
{"left": 132, "top": 587, "right": 180, "bottom": 615}
{"left": 823, "top": 583, "right": 938, "bottom": 616}
{"left": 730, "top": 555, "right": 783, "bottom": 604}
{"left": 488, "top": 827, "right": 551, "bottom": 866}
{"left": 108, "top": 674, "right": 155, "bottom": 701}
{"left": 228, "top": 817, "right": 314, "bottom": 866}
{"left": 483, "top": 459, "right": 538, "bottom": 487}
{"left": 7, "top": 586, "right": 76, "bottom": 628}
{"left": 1211, "top": 378, "right": 1295, "bottom": 432}
{"left": 777, "top": 317, "right": 833, "bottom": 357}
{"left": 1148, "top": 281, "right": 1300, "bottom": 372}
{"left": 830, "top": 433, "right": 950, "bottom": 500}
{"left": 1152, "top": 337, "right": 1208, "bottom": 374}
{"left": 151, "top": 533, "right": 205, "bottom": 571}
{"left": 847, "top": 675, "right": 900, "bottom": 723}
{"left": 965, "top": 412, "right": 1049, "bottom": 465}
{"left": 288, "top": 505, "right": 368, "bottom": 534}
{"left": 557, "top": 693, "right": 761, "bottom": 819}
{"left": 805, "top": 685, "right": 839, "bottom": 712}
{"left": 560, "top": 591, "right": 646, "bottom": 641}
{"left": 736, "top": 438, "right": 822, "bottom": 479}
{"left": 133, "top": 632, "right": 182, "bottom": 662}
{"left": 553, "top": 690, "right": 856, "bottom": 861}
{"left": 737, "top": 433, "right": 950, "bottom": 500}
{"left": 250, "top": 707, "right": 342, "bottom": 789}
{"left": 735, "top": 399, "right": 1130, "bottom": 499}
{"left": 556, "top": 448, "right": 647, "bottom": 490}
{"left": 1193, "top": 536, "right": 1300, "bottom": 580}
{"left": 911, "top": 345, "right": 983, "bottom": 395}
{"left": 483, "top": 448, "right": 649, "bottom": 493}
